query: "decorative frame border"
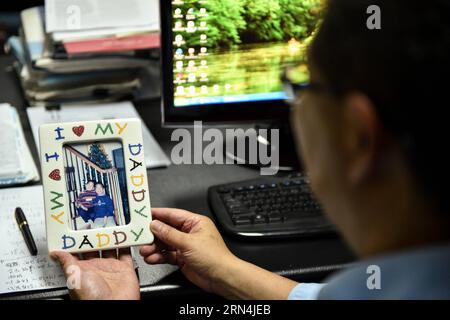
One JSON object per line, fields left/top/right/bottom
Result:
{"left": 40, "top": 119, "right": 153, "bottom": 253}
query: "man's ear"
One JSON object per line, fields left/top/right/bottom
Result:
{"left": 342, "top": 93, "right": 381, "bottom": 185}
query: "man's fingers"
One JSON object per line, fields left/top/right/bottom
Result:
{"left": 156, "top": 238, "right": 176, "bottom": 252}
{"left": 150, "top": 220, "right": 188, "bottom": 250}
{"left": 144, "top": 253, "right": 166, "bottom": 264}
{"left": 139, "top": 244, "right": 157, "bottom": 257}
{"left": 49, "top": 251, "right": 79, "bottom": 270}
{"left": 139, "top": 239, "right": 174, "bottom": 257}
{"left": 144, "top": 251, "right": 177, "bottom": 265}
{"left": 151, "top": 208, "right": 200, "bottom": 229}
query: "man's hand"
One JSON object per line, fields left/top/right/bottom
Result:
{"left": 140, "top": 208, "right": 239, "bottom": 294}
{"left": 140, "top": 208, "right": 298, "bottom": 300}
{"left": 50, "top": 249, "right": 140, "bottom": 300}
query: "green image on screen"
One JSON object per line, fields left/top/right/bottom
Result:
{"left": 171, "top": 0, "right": 323, "bottom": 107}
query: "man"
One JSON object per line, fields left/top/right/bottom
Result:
{"left": 51, "top": 0, "right": 450, "bottom": 299}
{"left": 75, "top": 180, "right": 97, "bottom": 224}
{"left": 91, "top": 182, "right": 116, "bottom": 229}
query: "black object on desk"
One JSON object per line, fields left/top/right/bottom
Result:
{"left": 209, "top": 172, "right": 335, "bottom": 239}
{"left": 15, "top": 207, "right": 38, "bottom": 256}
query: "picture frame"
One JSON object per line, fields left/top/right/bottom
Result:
{"left": 39, "top": 119, "right": 154, "bottom": 253}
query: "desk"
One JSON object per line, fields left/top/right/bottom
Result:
{"left": 0, "top": 55, "right": 355, "bottom": 300}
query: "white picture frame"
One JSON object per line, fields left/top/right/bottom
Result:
{"left": 39, "top": 118, "right": 154, "bottom": 253}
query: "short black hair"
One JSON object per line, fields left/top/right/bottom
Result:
{"left": 95, "top": 182, "right": 105, "bottom": 189}
{"left": 310, "top": 0, "right": 450, "bottom": 213}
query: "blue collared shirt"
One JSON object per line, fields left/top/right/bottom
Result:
{"left": 288, "top": 243, "right": 450, "bottom": 300}
{"left": 288, "top": 283, "right": 326, "bottom": 300}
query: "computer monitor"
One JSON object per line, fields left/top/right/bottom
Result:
{"left": 160, "top": 0, "right": 322, "bottom": 126}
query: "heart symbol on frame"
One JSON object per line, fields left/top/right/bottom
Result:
{"left": 49, "top": 169, "right": 61, "bottom": 181}
{"left": 72, "top": 126, "right": 85, "bottom": 137}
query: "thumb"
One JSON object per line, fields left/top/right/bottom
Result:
{"left": 50, "top": 251, "right": 78, "bottom": 270}
{"left": 150, "top": 220, "right": 188, "bottom": 250}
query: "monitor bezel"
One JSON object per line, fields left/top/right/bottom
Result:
{"left": 160, "top": 0, "right": 291, "bottom": 126}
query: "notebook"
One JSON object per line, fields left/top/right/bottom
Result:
{"left": 0, "top": 103, "right": 40, "bottom": 186}
{"left": 0, "top": 185, "right": 66, "bottom": 295}
{"left": 45, "top": 0, "right": 159, "bottom": 34}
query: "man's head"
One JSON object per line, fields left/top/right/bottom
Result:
{"left": 291, "top": 0, "right": 450, "bottom": 256}
{"left": 95, "top": 183, "right": 106, "bottom": 196}
{"left": 85, "top": 180, "right": 95, "bottom": 191}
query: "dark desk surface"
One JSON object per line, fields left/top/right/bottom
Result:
{"left": 0, "top": 55, "right": 355, "bottom": 300}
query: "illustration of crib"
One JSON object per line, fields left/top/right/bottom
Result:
{"left": 63, "top": 145, "right": 126, "bottom": 231}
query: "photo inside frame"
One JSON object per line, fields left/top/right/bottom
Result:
{"left": 62, "top": 140, "right": 131, "bottom": 231}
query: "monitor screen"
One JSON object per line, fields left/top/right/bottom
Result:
{"left": 169, "top": 0, "right": 322, "bottom": 108}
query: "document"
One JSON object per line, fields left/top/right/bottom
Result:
{"left": 0, "top": 186, "right": 67, "bottom": 295}
{"left": 0, "top": 106, "right": 22, "bottom": 176}
{"left": 0, "top": 104, "right": 40, "bottom": 186}
{"left": 45, "top": 0, "right": 160, "bottom": 33}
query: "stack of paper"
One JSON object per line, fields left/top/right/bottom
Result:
{"left": 5, "top": 0, "right": 160, "bottom": 106}
{"left": 0, "top": 103, "right": 40, "bottom": 186}
{"left": 46, "top": 0, "right": 160, "bottom": 50}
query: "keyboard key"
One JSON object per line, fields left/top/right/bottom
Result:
{"left": 226, "top": 202, "right": 243, "bottom": 209}
{"left": 268, "top": 215, "right": 282, "bottom": 223}
{"left": 254, "top": 215, "right": 267, "bottom": 224}
{"left": 289, "top": 172, "right": 303, "bottom": 179}
{"left": 211, "top": 173, "right": 333, "bottom": 238}
{"left": 218, "top": 187, "right": 230, "bottom": 194}
{"left": 230, "top": 208, "right": 252, "bottom": 215}
{"left": 232, "top": 217, "right": 252, "bottom": 226}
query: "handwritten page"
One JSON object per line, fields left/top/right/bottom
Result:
{"left": 0, "top": 185, "right": 66, "bottom": 295}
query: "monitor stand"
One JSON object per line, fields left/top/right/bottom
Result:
{"left": 224, "top": 122, "right": 302, "bottom": 172}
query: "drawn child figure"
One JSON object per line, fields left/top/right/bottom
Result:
{"left": 92, "top": 182, "right": 117, "bottom": 229}
{"left": 75, "top": 180, "right": 97, "bottom": 224}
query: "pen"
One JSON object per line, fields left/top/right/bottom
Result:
{"left": 15, "top": 207, "right": 38, "bottom": 256}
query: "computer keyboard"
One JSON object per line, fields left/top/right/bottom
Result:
{"left": 208, "top": 172, "right": 335, "bottom": 239}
